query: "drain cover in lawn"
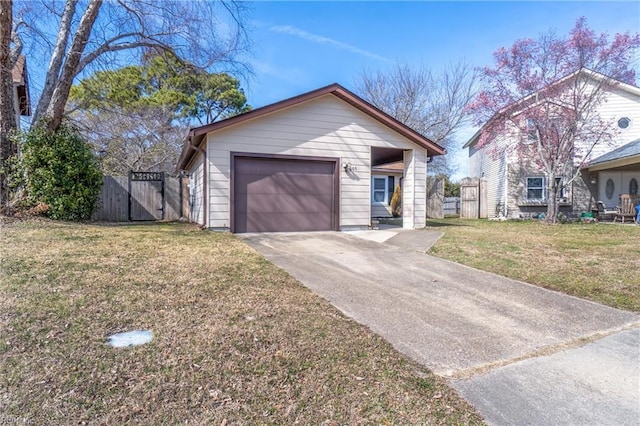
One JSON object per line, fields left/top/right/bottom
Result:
{"left": 108, "top": 330, "right": 153, "bottom": 348}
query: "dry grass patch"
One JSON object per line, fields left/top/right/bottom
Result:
{"left": 1, "top": 219, "right": 482, "bottom": 425}
{"left": 427, "top": 219, "right": 640, "bottom": 312}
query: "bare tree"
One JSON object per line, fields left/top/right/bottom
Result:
{"left": 355, "top": 63, "right": 476, "bottom": 175}
{"left": 16, "top": 0, "right": 251, "bottom": 131}
{"left": 71, "top": 106, "right": 188, "bottom": 175}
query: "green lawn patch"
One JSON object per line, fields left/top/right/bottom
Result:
{"left": 427, "top": 218, "right": 640, "bottom": 312}
{"left": 0, "top": 219, "right": 482, "bottom": 425}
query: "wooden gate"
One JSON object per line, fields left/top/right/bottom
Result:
{"left": 460, "top": 178, "right": 487, "bottom": 219}
{"left": 129, "top": 171, "right": 164, "bottom": 221}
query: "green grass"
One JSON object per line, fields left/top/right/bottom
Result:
{"left": 0, "top": 219, "right": 482, "bottom": 425}
{"left": 427, "top": 218, "right": 640, "bottom": 312}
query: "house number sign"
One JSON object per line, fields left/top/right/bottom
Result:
{"left": 130, "top": 171, "right": 164, "bottom": 181}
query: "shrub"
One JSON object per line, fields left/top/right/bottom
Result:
{"left": 390, "top": 184, "right": 402, "bottom": 218}
{"left": 20, "top": 123, "right": 103, "bottom": 220}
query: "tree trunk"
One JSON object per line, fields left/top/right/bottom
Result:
{"left": 0, "top": 0, "right": 17, "bottom": 208}
{"left": 32, "top": 0, "right": 78, "bottom": 125}
{"left": 545, "top": 175, "right": 559, "bottom": 224}
{"left": 44, "top": 0, "right": 102, "bottom": 131}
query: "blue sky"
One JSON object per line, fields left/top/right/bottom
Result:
{"left": 240, "top": 1, "right": 640, "bottom": 179}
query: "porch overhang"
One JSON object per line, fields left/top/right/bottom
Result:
{"left": 584, "top": 155, "right": 640, "bottom": 172}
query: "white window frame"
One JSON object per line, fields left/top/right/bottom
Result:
{"left": 526, "top": 176, "right": 545, "bottom": 201}
{"left": 371, "top": 176, "right": 389, "bottom": 205}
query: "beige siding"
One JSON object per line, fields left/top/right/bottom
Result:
{"left": 188, "top": 155, "right": 204, "bottom": 225}
{"left": 203, "top": 95, "right": 429, "bottom": 230}
{"left": 404, "top": 149, "right": 428, "bottom": 228}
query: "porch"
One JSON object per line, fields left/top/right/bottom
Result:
{"left": 585, "top": 139, "right": 640, "bottom": 223}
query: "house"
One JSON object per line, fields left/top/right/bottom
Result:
{"left": 176, "top": 83, "right": 445, "bottom": 233}
{"left": 12, "top": 55, "right": 31, "bottom": 127}
{"left": 464, "top": 72, "right": 640, "bottom": 219}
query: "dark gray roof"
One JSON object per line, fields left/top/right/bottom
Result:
{"left": 590, "top": 139, "right": 640, "bottom": 165}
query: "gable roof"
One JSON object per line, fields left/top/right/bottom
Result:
{"left": 177, "top": 83, "right": 445, "bottom": 170}
{"left": 587, "top": 138, "right": 640, "bottom": 169}
{"left": 463, "top": 69, "right": 640, "bottom": 149}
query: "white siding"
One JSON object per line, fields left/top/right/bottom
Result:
{"left": 588, "top": 87, "right": 640, "bottom": 159}
{"left": 203, "top": 95, "right": 429, "bottom": 230}
{"left": 468, "top": 135, "right": 511, "bottom": 218}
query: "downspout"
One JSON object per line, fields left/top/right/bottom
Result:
{"left": 186, "top": 131, "right": 207, "bottom": 228}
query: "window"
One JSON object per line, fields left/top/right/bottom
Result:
{"left": 618, "top": 117, "right": 631, "bottom": 129}
{"left": 526, "top": 177, "right": 545, "bottom": 201}
{"left": 554, "top": 177, "right": 566, "bottom": 199}
{"left": 526, "top": 118, "right": 538, "bottom": 142}
{"left": 372, "top": 176, "right": 398, "bottom": 205}
{"left": 372, "top": 177, "right": 388, "bottom": 204}
{"left": 630, "top": 178, "right": 638, "bottom": 196}
{"left": 605, "top": 178, "right": 615, "bottom": 200}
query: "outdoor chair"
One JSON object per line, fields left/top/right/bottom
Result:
{"left": 596, "top": 201, "right": 618, "bottom": 221}
{"left": 614, "top": 194, "right": 638, "bottom": 223}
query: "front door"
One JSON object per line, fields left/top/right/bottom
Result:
{"left": 600, "top": 172, "right": 640, "bottom": 208}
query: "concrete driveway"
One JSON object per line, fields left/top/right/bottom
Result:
{"left": 239, "top": 231, "right": 640, "bottom": 425}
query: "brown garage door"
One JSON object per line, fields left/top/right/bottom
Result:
{"left": 233, "top": 156, "right": 337, "bottom": 233}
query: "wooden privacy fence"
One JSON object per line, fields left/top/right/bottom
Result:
{"left": 444, "top": 197, "right": 461, "bottom": 216}
{"left": 92, "top": 173, "right": 189, "bottom": 222}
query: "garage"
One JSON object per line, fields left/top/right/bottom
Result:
{"left": 178, "top": 84, "right": 445, "bottom": 231}
{"left": 232, "top": 155, "right": 338, "bottom": 233}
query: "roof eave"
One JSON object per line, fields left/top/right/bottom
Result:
{"left": 586, "top": 154, "right": 640, "bottom": 171}
{"left": 177, "top": 83, "right": 446, "bottom": 170}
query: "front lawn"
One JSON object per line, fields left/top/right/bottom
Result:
{"left": 0, "top": 219, "right": 482, "bottom": 425}
{"left": 427, "top": 219, "right": 640, "bottom": 312}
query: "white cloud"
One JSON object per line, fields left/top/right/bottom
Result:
{"left": 269, "top": 25, "right": 392, "bottom": 63}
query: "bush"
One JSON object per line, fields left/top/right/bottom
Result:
{"left": 20, "top": 123, "right": 103, "bottom": 220}
{"left": 390, "top": 185, "right": 402, "bottom": 218}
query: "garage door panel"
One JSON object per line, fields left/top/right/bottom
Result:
{"left": 242, "top": 212, "right": 332, "bottom": 233}
{"left": 237, "top": 176, "right": 332, "bottom": 196}
{"left": 235, "top": 194, "right": 333, "bottom": 214}
{"left": 236, "top": 157, "right": 333, "bottom": 174}
{"left": 233, "top": 156, "right": 336, "bottom": 233}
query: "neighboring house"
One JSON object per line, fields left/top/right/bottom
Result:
{"left": 12, "top": 55, "right": 31, "bottom": 127}
{"left": 465, "top": 73, "right": 640, "bottom": 219}
{"left": 176, "top": 83, "right": 445, "bottom": 233}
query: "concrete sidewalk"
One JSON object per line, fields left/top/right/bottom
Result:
{"left": 453, "top": 328, "right": 640, "bottom": 425}
{"left": 239, "top": 231, "right": 640, "bottom": 425}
